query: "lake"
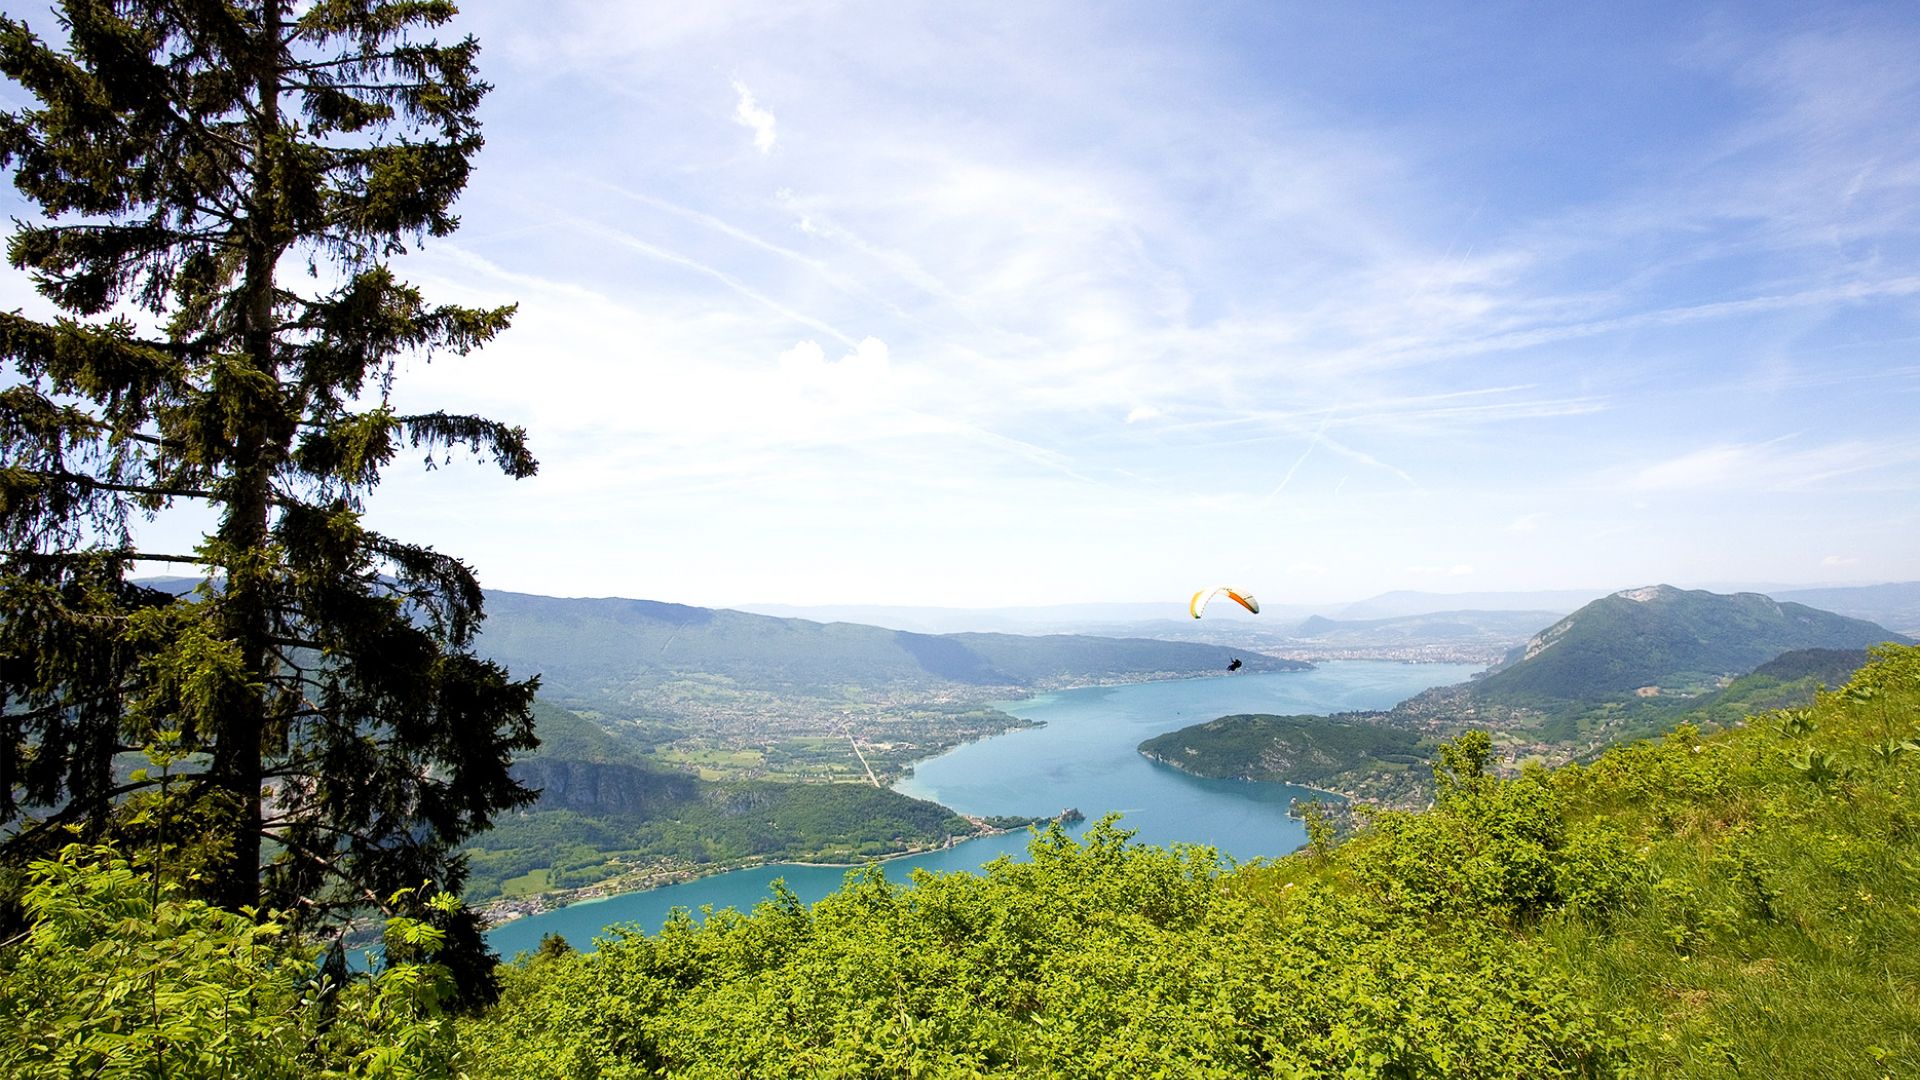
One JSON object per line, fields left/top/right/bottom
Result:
{"left": 486, "top": 660, "right": 1480, "bottom": 957}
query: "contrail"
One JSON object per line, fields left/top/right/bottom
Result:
{"left": 1268, "top": 409, "right": 1337, "bottom": 499}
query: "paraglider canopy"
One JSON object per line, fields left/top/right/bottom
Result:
{"left": 1190, "top": 586, "right": 1259, "bottom": 619}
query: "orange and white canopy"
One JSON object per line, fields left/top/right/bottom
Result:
{"left": 1189, "top": 586, "right": 1259, "bottom": 619}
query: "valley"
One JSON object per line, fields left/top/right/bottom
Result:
{"left": 459, "top": 583, "right": 1916, "bottom": 922}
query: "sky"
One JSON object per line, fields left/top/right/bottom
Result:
{"left": 7, "top": 1, "right": 1920, "bottom": 608}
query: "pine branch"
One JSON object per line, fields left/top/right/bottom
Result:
{"left": 260, "top": 827, "right": 394, "bottom": 915}
{"left": 19, "top": 468, "right": 214, "bottom": 501}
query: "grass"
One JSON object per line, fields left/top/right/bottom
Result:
{"left": 1528, "top": 649, "right": 1920, "bottom": 1078}
{"left": 499, "top": 867, "right": 552, "bottom": 898}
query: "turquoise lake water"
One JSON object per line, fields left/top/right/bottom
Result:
{"left": 485, "top": 660, "right": 1480, "bottom": 957}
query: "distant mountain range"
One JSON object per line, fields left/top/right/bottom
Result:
{"left": 1287, "top": 610, "right": 1565, "bottom": 648}
{"left": 733, "top": 600, "right": 1320, "bottom": 636}
{"left": 1330, "top": 590, "right": 1609, "bottom": 620}
{"left": 473, "top": 591, "right": 1303, "bottom": 722}
{"left": 1767, "top": 582, "right": 1920, "bottom": 636}
{"left": 738, "top": 582, "right": 1920, "bottom": 650}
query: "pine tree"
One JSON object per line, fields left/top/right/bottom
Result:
{"left": 0, "top": 0, "right": 538, "bottom": 1002}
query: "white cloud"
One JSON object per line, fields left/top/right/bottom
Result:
{"left": 778, "top": 337, "right": 893, "bottom": 401}
{"left": 732, "top": 79, "right": 777, "bottom": 154}
{"left": 1822, "top": 554, "right": 1859, "bottom": 566}
{"left": 333, "top": 5, "right": 1920, "bottom": 605}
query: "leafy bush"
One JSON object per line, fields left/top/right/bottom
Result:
{"left": 0, "top": 846, "right": 466, "bottom": 1079}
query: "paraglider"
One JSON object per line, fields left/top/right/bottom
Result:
{"left": 1227, "top": 657, "right": 1243, "bottom": 672}
{"left": 1190, "top": 586, "right": 1259, "bottom": 619}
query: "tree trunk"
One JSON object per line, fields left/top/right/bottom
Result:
{"left": 209, "top": 0, "right": 285, "bottom": 913}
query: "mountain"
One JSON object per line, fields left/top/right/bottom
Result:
{"left": 735, "top": 599, "right": 1324, "bottom": 637}
{"left": 1660, "top": 647, "right": 1872, "bottom": 733}
{"left": 1768, "top": 582, "right": 1920, "bottom": 637}
{"left": 475, "top": 590, "right": 1304, "bottom": 715}
{"left": 1336, "top": 589, "right": 1606, "bottom": 620}
{"left": 1471, "top": 585, "right": 1910, "bottom": 705}
{"left": 1287, "top": 610, "right": 1563, "bottom": 647}
{"left": 738, "top": 600, "right": 1565, "bottom": 658}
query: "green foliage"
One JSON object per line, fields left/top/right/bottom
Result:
{"left": 11, "top": 646, "right": 1918, "bottom": 1075}
{"left": 466, "top": 819, "right": 1628, "bottom": 1077}
{"left": 1300, "top": 800, "right": 1337, "bottom": 861}
{"left": 0, "top": 844, "right": 464, "bottom": 1079}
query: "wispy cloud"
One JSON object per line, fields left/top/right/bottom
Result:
{"left": 581, "top": 220, "right": 860, "bottom": 347}
{"left": 731, "top": 79, "right": 778, "bottom": 154}
{"left": 350, "top": 4, "right": 1920, "bottom": 603}
{"left": 1612, "top": 437, "right": 1920, "bottom": 493}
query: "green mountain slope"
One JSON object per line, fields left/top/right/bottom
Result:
{"left": 1474, "top": 584, "right": 1906, "bottom": 704}
{"left": 1655, "top": 647, "right": 1870, "bottom": 733}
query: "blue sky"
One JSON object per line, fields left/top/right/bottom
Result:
{"left": 9, "top": 1, "right": 1920, "bottom": 607}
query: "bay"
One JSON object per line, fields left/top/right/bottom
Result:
{"left": 486, "top": 660, "right": 1479, "bottom": 957}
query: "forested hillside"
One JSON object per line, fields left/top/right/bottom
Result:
{"left": 464, "top": 703, "right": 1002, "bottom": 904}
{"left": 1138, "top": 713, "right": 1439, "bottom": 804}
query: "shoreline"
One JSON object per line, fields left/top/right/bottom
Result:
{"left": 481, "top": 818, "right": 1047, "bottom": 928}
{"left": 1137, "top": 748, "right": 1355, "bottom": 804}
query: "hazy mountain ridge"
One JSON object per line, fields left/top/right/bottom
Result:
{"left": 1289, "top": 609, "right": 1563, "bottom": 646}
{"left": 1768, "top": 581, "right": 1920, "bottom": 635}
{"left": 741, "top": 580, "right": 1912, "bottom": 638}
{"left": 475, "top": 590, "right": 1304, "bottom": 717}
